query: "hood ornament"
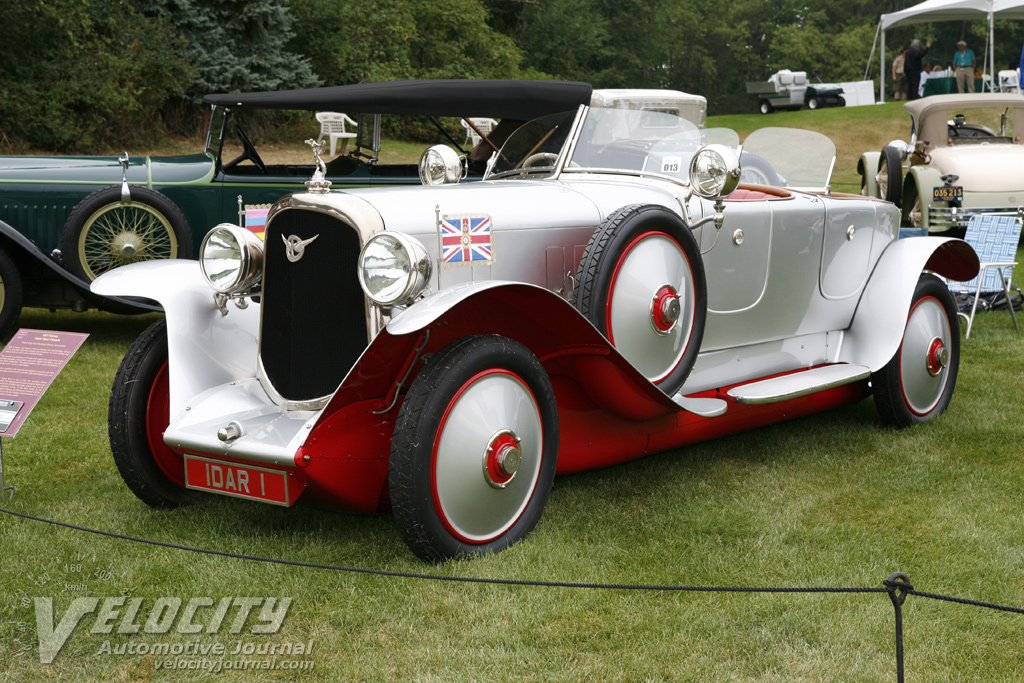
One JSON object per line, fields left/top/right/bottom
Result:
{"left": 304, "top": 138, "right": 332, "bottom": 194}
{"left": 283, "top": 234, "right": 319, "bottom": 263}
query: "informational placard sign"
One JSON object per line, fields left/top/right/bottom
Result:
{"left": 0, "top": 329, "right": 88, "bottom": 438}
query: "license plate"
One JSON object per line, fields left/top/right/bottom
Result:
{"left": 184, "top": 455, "right": 292, "bottom": 506}
{"left": 933, "top": 186, "right": 963, "bottom": 201}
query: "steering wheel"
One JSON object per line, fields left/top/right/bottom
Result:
{"left": 521, "top": 152, "right": 559, "bottom": 169}
{"left": 223, "top": 124, "right": 268, "bottom": 174}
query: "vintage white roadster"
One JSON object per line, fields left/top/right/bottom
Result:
{"left": 95, "top": 91, "right": 978, "bottom": 562}
{"left": 859, "top": 93, "right": 1024, "bottom": 232}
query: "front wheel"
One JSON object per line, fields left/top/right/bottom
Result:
{"left": 873, "top": 274, "right": 960, "bottom": 428}
{"left": 807, "top": 96, "right": 822, "bottom": 110}
{"left": 901, "top": 179, "right": 924, "bottom": 228}
{"left": 108, "top": 319, "right": 200, "bottom": 508}
{"left": 389, "top": 335, "right": 559, "bottom": 562}
{"left": 61, "top": 186, "right": 192, "bottom": 281}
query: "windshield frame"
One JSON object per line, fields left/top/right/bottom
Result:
{"left": 486, "top": 105, "right": 706, "bottom": 186}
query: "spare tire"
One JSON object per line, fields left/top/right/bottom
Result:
{"left": 876, "top": 145, "right": 904, "bottom": 205}
{"left": 574, "top": 204, "right": 707, "bottom": 397}
{"left": 61, "top": 186, "right": 192, "bottom": 281}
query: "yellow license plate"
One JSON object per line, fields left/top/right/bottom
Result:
{"left": 933, "top": 186, "right": 963, "bottom": 202}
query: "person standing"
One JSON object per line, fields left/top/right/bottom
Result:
{"left": 906, "top": 38, "right": 931, "bottom": 100}
{"left": 892, "top": 46, "right": 907, "bottom": 100}
{"left": 954, "top": 40, "right": 976, "bottom": 93}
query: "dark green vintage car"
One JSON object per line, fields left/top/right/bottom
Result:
{"left": 0, "top": 79, "right": 593, "bottom": 337}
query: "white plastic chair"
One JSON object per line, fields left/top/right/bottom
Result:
{"left": 315, "top": 112, "right": 358, "bottom": 156}
{"left": 946, "top": 213, "right": 1022, "bottom": 338}
{"left": 460, "top": 117, "right": 497, "bottom": 147}
{"left": 997, "top": 69, "right": 1021, "bottom": 93}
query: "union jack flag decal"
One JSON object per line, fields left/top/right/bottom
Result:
{"left": 439, "top": 212, "right": 494, "bottom": 265}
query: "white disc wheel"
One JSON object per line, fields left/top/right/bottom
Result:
{"left": 898, "top": 296, "right": 953, "bottom": 415}
{"left": 390, "top": 335, "right": 558, "bottom": 562}
{"left": 432, "top": 370, "right": 543, "bottom": 542}
{"left": 574, "top": 204, "right": 707, "bottom": 396}
{"left": 873, "top": 274, "right": 960, "bottom": 427}
{"left": 607, "top": 232, "right": 696, "bottom": 382}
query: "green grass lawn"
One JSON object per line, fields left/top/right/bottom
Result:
{"left": 2, "top": 105, "right": 1024, "bottom": 681}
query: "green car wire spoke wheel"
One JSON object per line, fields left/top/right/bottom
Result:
{"left": 62, "top": 186, "right": 193, "bottom": 281}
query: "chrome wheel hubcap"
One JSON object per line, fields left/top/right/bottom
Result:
{"left": 608, "top": 232, "right": 695, "bottom": 382}
{"left": 433, "top": 371, "right": 543, "bottom": 542}
{"left": 901, "top": 298, "right": 952, "bottom": 414}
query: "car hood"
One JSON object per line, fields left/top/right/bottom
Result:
{"left": 0, "top": 154, "right": 213, "bottom": 184}
{"left": 927, "top": 145, "right": 1024, "bottom": 192}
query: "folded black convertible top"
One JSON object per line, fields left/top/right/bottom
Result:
{"left": 203, "top": 79, "right": 594, "bottom": 121}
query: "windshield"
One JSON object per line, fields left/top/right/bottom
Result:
{"left": 488, "top": 108, "right": 705, "bottom": 181}
{"left": 740, "top": 127, "right": 835, "bottom": 190}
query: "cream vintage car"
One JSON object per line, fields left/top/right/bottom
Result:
{"left": 859, "top": 93, "right": 1024, "bottom": 232}
{"left": 95, "top": 94, "right": 978, "bottom": 562}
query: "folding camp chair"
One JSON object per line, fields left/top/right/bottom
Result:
{"left": 947, "top": 213, "right": 1021, "bottom": 338}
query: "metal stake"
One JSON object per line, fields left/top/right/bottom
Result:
{"left": 0, "top": 438, "right": 13, "bottom": 501}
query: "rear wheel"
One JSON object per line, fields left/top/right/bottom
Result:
{"left": 574, "top": 204, "right": 706, "bottom": 396}
{"left": 873, "top": 274, "right": 959, "bottom": 427}
{"left": 390, "top": 335, "right": 559, "bottom": 563}
{"left": 109, "top": 319, "right": 200, "bottom": 508}
{"left": 876, "top": 146, "right": 904, "bottom": 204}
{"left": 0, "top": 249, "right": 23, "bottom": 340}
{"left": 759, "top": 100, "right": 773, "bottom": 115}
{"left": 808, "top": 96, "right": 822, "bottom": 110}
{"left": 62, "top": 186, "right": 192, "bottom": 281}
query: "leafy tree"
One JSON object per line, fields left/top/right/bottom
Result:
{"left": 289, "top": 0, "right": 522, "bottom": 84}
{"left": 0, "top": 0, "right": 193, "bottom": 152}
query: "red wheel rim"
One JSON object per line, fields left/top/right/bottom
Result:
{"left": 146, "top": 361, "right": 187, "bottom": 487}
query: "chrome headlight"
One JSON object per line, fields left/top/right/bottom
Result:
{"left": 200, "top": 224, "right": 264, "bottom": 294}
{"left": 689, "top": 144, "right": 741, "bottom": 199}
{"left": 358, "top": 232, "right": 432, "bottom": 307}
{"left": 419, "top": 145, "right": 464, "bottom": 186}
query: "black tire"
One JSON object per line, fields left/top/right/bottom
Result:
{"left": 837, "top": 95, "right": 847, "bottom": 107}
{"left": 0, "top": 248, "right": 23, "bottom": 340}
{"left": 109, "top": 319, "right": 200, "bottom": 508}
{"left": 390, "top": 335, "right": 559, "bottom": 563}
{"left": 759, "top": 100, "right": 773, "bottom": 115}
{"left": 873, "top": 274, "right": 960, "bottom": 428}
{"left": 807, "top": 96, "right": 822, "bottom": 110}
{"left": 574, "top": 204, "right": 707, "bottom": 396}
{"left": 61, "top": 185, "right": 192, "bottom": 282}
{"left": 877, "top": 145, "right": 904, "bottom": 204}
{"left": 739, "top": 151, "right": 782, "bottom": 186}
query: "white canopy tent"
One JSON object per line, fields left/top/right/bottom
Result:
{"left": 873, "top": 0, "right": 1024, "bottom": 102}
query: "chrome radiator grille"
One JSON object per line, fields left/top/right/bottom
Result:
{"left": 260, "top": 209, "right": 368, "bottom": 403}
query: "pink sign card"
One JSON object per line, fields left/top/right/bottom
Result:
{"left": 0, "top": 329, "right": 89, "bottom": 437}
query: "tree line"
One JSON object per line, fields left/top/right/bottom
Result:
{"left": 2, "top": 0, "right": 1022, "bottom": 152}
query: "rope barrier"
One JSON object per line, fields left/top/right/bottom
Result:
{"left": 3, "top": 504, "right": 1023, "bottom": 681}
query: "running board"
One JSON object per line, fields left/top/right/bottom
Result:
{"left": 671, "top": 395, "right": 728, "bottom": 417}
{"left": 726, "top": 364, "right": 872, "bottom": 405}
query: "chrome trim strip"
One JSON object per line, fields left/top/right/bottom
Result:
{"left": 727, "top": 364, "right": 871, "bottom": 404}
